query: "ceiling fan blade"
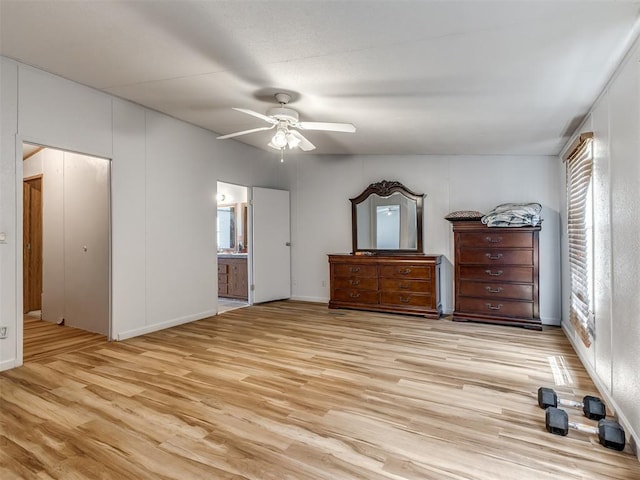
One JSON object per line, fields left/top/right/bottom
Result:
{"left": 232, "top": 107, "right": 278, "bottom": 124}
{"left": 290, "top": 130, "right": 316, "bottom": 151}
{"left": 217, "top": 125, "right": 274, "bottom": 140}
{"left": 298, "top": 121, "right": 356, "bottom": 133}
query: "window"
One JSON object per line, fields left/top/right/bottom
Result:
{"left": 565, "top": 132, "right": 594, "bottom": 347}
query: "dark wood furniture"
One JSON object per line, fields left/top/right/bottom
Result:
{"left": 450, "top": 220, "right": 541, "bottom": 329}
{"left": 328, "top": 254, "right": 442, "bottom": 318}
{"left": 218, "top": 256, "right": 248, "bottom": 300}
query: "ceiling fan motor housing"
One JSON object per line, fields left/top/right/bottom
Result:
{"left": 267, "top": 107, "right": 299, "bottom": 124}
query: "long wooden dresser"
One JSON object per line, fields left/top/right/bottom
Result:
{"left": 451, "top": 220, "right": 541, "bottom": 329}
{"left": 328, "top": 254, "right": 442, "bottom": 318}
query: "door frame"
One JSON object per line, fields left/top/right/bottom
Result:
{"left": 16, "top": 137, "right": 113, "bottom": 365}
{"left": 216, "top": 181, "right": 252, "bottom": 311}
{"left": 23, "top": 174, "right": 43, "bottom": 315}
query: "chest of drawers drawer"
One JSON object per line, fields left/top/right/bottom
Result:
{"left": 332, "top": 276, "right": 378, "bottom": 290}
{"left": 457, "top": 297, "right": 533, "bottom": 319}
{"left": 379, "top": 264, "right": 432, "bottom": 280}
{"left": 332, "top": 263, "right": 377, "bottom": 277}
{"left": 332, "top": 288, "right": 379, "bottom": 304}
{"left": 458, "top": 249, "right": 533, "bottom": 265}
{"left": 457, "top": 232, "right": 533, "bottom": 248}
{"left": 379, "top": 278, "right": 433, "bottom": 294}
{"left": 458, "top": 281, "right": 533, "bottom": 301}
{"left": 458, "top": 266, "right": 534, "bottom": 283}
{"left": 380, "top": 291, "right": 432, "bottom": 308}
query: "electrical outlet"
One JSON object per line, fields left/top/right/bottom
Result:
{"left": 0, "top": 326, "right": 8, "bottom": 339}
{"left": 321, "top": 280, "right": 326, "bottom": 287}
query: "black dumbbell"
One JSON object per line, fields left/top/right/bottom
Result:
{"left": 545, "top": 406, "right": 626, "bottom": 451}
{"left": 538, "top": 387, "right": 606, "bottom": 420}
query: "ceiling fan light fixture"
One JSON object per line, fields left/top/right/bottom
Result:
{"left": 271, "top": 128, "right": 288, "bottom": 148}
{"left": 285, "top": 132, "right": 301, "bottom": 149}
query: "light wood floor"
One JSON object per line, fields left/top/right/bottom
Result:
{"left": 23, "top": 316, "right": 107, "bottom": 362}
{"left": 2, "top": 302, "right": 638, "bottom": 479}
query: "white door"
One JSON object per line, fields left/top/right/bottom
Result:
{"left": 63, "top": 152, "right": 110, "bottom": 335}
{"left": 251, "top": 187, "right": 291, "bottom": 303}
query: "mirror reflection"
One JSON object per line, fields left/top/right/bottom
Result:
{"left": 351, "top": 180, "right": 423, "bottom": 254}
{"left": 217, "top": 205, "right": 236, "bottom": 250}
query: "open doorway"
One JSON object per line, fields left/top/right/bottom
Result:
{"left": 217, "top": 181, "right": 249, "bottom": 313}
{"left": 22, "top": 143, "right": 110, "bottom": 361}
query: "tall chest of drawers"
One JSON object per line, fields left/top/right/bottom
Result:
{"left": 451, "top": 221, "right": 541, "bottom": 329}
{"left": 328, "top": 254, "right": 442, "bottom": 319}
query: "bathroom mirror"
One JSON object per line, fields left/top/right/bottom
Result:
{"left": 217, "top": 205, "right": 236, "bottom": 251}
{"left": 350, "top": 180, "right": 423, "bottom": 255}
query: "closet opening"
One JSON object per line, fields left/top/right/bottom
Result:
{"left": 22, "top": 143, "right": 111, "bottom": 362}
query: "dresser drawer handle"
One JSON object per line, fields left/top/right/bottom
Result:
{"left": 485, "top": 236, "right": 503, "bottom": 243}
{"left": 399, "top": 282, "right": 411, "bottom": 289}
{"left": 485, "top": 270, "right": 503, "bottom": 277}
{"left": 398, "top": 268, "right": 412, "bottom": 275}
{"left": 349, "top": 267, "right": 360, "bottom": 273}
{"left": 485, "top": 286, "right": 504, "bottom": 294}
{"left": 399, "top": 296, "right": 411, "bottom": 303}
{"left": 349, "top": 292, "right": 361, "bottom": 298}
{"left": 486, "top": 303, "right": 503, "bottom": 310}
{"left": 349, "top": 279, "right": 360, "bottom": 286}
{"left": 485, "top": 253, "right": 503, "bottom": 260}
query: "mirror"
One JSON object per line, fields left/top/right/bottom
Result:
{"left": 351, "top": 180, "right": 423, "bottom": 254}
{"left": 217, "top": 205, "right": 236, "bottom": 251}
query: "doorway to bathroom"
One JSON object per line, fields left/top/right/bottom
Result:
{"left": 217, "top": 181, "right": 249, "bottom": 313}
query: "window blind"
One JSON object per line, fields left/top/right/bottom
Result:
{"left": 565, "top": 133, "right": 594, "bottom": 347}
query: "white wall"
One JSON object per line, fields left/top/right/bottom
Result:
{"left": 0, "top": 57, "right": 283, "bottom": 369}
{"left": 285, "top": 153, "right": 561, "bottom": 325}
{"left": 561, "top": 37, "right": 640, "bottom": 449}
{"left": 0, "top": 58, "right": 19, "bottom": 369}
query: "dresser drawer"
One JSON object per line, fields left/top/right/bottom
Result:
{"left": 332, "top": 288, "right": 379, "bottom": 304}
{"left": 457, "top": 232, "right": 533, "bottom": 248}
{"left": 458, "top": 281, "right": 533, "bottom": 300}
{"left": 380, "top": 278, "right": 433, "bottom": 294}
{"left": 218, "top": 264, "right": 228, "bottom": 274}
{"left": 332, "top": 277, "right": 378, "bottom": 290}
{"left": 458, "top": 297, "right": 533, "bottom": 318}
{"left": 459, "top": 266, "right": 533, "bottom": 283}
{"left": 379, "top": 264, "right": 432, "bottom": 279}
{"left": 332, "top": 264, "right": 378, "bottom": 277}
{"left": 380, "top": 291, "right": 432, "bottom": 308}
{"left": 458, "top": 249, "right": 533, "bottom": 265}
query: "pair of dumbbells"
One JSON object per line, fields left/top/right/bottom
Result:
{"left": 538, "top": 387, "right": 626, "bottom": 452}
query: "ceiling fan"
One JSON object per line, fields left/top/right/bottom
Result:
{"left": 217, "top": 93, "right": 356, "bottom": 152}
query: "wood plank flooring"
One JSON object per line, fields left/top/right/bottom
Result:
{"left": 23, "top": 316, "right": 108, "bottom": 362}
{"left": 2, "top": 301, "right": 638, "bottom": 479}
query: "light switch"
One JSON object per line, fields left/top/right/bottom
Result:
{"left": 0, "top": 232, "right": 6, "bottom": 243}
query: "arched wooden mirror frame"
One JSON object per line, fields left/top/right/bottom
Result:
{"left": 350, "top": 180, "right": 424, "bottom": 255}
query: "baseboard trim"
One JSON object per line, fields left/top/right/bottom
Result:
{"left": 116, "top": 309, "right": 217, "bottom": 341}
{"left": 562, "top": 322, "right": 639, "bottom": 460}
{"left": 289, "top": 295, "right": 329, "bottom": 303}
{"left": 541, "top": 316, "right": 561, "bottom": 326}
{"left": 0, "top": 358, "right": 20, "bottom": 372}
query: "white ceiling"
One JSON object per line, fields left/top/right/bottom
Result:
{"left": 2, "top": 1, "right": 639, "bottom": 156}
